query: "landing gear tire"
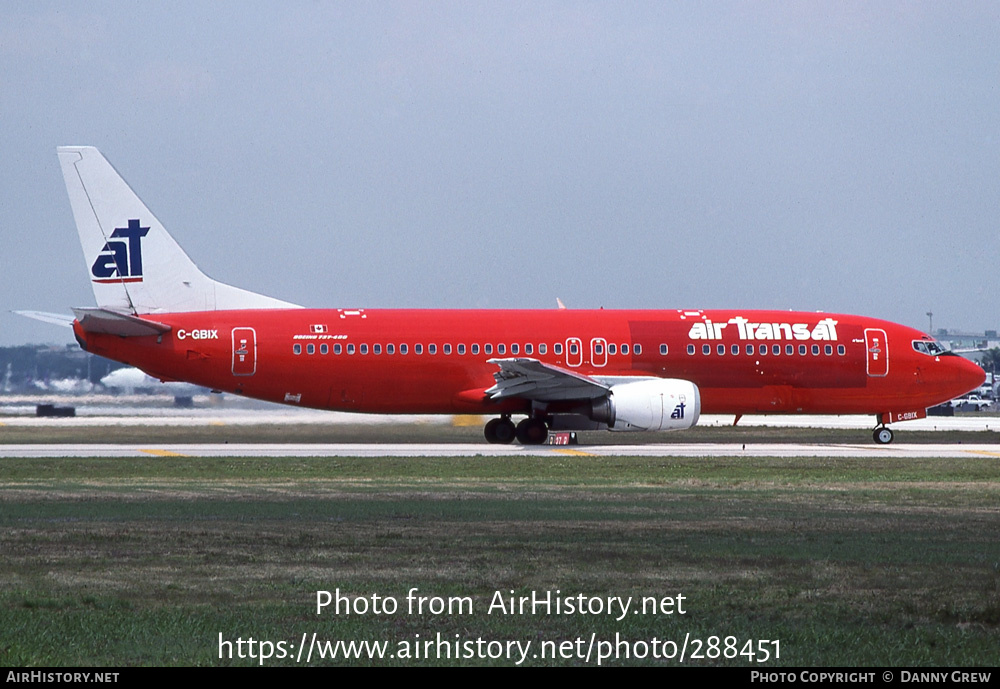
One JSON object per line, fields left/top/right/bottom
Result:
{"left": 484, "top": 417, "right": 516, "bottom": 444}
{"left": 515, "top": 418, "right": 549, "bottom": 445}
{"left": 873, "top": 426, "right": 894, "bottom": 444}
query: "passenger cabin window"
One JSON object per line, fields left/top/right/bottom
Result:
{"left": 569, "top": 342, "right": 579, "bottom": 355}
{"left": 415, "top": 344, "right": 423, "bottom": 355}
{"left": 347, "top": 344, "right": 355, "bottom": 354}
{"left": 498, "top": 344, "right": 506, "bottom": 355}
{"left": 444, "top": 344, "right": 452, "bottom": 355}
{"left": 621, "top": 344, "right": 629, "bottom": 355}
{"left": 539, "top": 344, "right": 547, "bottom": 355}
{"left": 717, "top": 344, "right": 725, "bottom": 355}
{"left": 400, "top": 344, "right": 408, "bottom": 354}
{"left": 608, "top": 343, "right": 616, "bottom": 355}
{"left": 702, "top": 344, "right": 710, "bottom": 355}
{"left": 634, "top": 344, "right": 642, "bottom": 355}
{"left": 373, "top": 344, "right": 381, "bottom": 355}
{"left": 511, "top": 344, "right": 519, "bottom": 355}
{"left": 307, "top": 344, "right": 315, "bottom": 355}
{"left": 687, "top": 344, "right": 695, "bottom": 355}
{"left": 457, "top": 344, "right": 466, "bottom": 355}
{"left": 472, "top": 344, "right": 480, "bottom": 355}
{"left": 293, "top": 344, "right": 302, "bottom": 355}
{"left": 525, "top": 344, "right": 533, "bottom": 355}
{"left": 386, "top": 344, "right": 394, "bottom": 355}
{"left": 428, "top": 344, "right": 436, "bottom": 354}
{"left": 360, "top": 344, "right": 369, "bottom": 354}
{"left": 334, "top": 344, "right": 342, "bottom": 355}
{"left": 320, "top": 344, "right": 328, "bottom": 354}
{"left": 732, "top": 345, "right": 740, "bottom": 355}
{"left": 554, "top": 343, "right": 563, "bottom": 355}
{"left": 484, "top": 344, "right": 493, "bottom": 355}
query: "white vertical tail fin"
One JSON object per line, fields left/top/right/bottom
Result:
{"left": 57, "top": 146, "right": 300, "bottom": 314}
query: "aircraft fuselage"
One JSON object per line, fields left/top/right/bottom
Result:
{"left": 74, "top": 307, "right": 984, "bottom": 421}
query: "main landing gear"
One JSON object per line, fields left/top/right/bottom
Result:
{"left": 484, "top": 417, "right": 515, "bottom": 444}
{"left": 484, "top": 415, "right": 549, "bottom": 445}
{"left": 873, "top": 425, "right": 894, "bottom": 444}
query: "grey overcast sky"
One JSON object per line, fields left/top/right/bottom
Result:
{"left": 2, "top": 2, "right": 998, "bottom": 346}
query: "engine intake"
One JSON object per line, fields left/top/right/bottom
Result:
{"left": 591, "top": 379, "right": 701, "bottom": 432}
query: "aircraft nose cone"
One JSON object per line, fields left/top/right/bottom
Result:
{"left": 954, "top": 356, "right": 986, "bottom": 397}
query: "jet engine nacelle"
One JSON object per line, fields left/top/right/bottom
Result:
{"left": 591, "top": 379, "right": 701, "bottom": 432}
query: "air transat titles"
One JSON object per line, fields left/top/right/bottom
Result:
{"left": 687, "top": 317, "right": 839, "bottom": 342}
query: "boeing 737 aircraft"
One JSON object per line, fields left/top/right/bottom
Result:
{"left": 43, "top": 146, "right": 984, "bottom": 444}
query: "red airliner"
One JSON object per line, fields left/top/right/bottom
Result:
{"left": 49, "top": 147, "right": 984, "bottom": 445}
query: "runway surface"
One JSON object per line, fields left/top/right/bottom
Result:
{"left": 3, "top": 399, "right": 998, "bottom": 457}
{"left": 4, "top": 442, "right": 1000, "bottom": 458}
{"left": 2, "top": 396, "right": 997, "bottom": 432}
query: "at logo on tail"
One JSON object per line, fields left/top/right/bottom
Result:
{"left": 91, "top": 219, "right": 149, "bottom": 283}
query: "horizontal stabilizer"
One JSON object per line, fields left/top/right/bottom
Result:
{"left": 12, "top": 310, "right": 75, "bottom": 328}
{"left": 72, "top": 307, "right": 171, "bottom": 337}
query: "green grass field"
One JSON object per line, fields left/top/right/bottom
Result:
{"left": 2, "top": 454, "right": 999, "bottom": 666}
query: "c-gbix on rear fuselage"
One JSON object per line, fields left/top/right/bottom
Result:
{"left": 45, "top": 147, "right": 984, "bottom": 445}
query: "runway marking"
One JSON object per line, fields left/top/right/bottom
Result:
{"left": 552, "top": 448, "right": 597, "bottom": 457}
{"left": 964, "top": 450, "right": 1000, "bottom": 458}
{"left": 141, "top": 448, "right": 188, "bottom": 457}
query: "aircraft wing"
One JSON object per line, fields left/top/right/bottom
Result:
{"left": 485, "top": 358, "right": 610, "bottom": 402}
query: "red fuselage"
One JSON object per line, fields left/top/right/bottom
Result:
{"left": 74, "top": 308, "right": 984, "bottom": 421}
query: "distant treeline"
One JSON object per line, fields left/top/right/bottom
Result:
{"left": 0, "top": 345, "right": 125, "bottom": 391}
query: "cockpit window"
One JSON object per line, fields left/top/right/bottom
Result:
{"left": 912, "top": 339, "right": 948, "bottom": 356}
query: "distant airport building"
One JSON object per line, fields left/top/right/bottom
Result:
{"left": 935, "top": 329, "right": 999, "bottom": 354}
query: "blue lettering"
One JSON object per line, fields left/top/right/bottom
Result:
{"left": 92, "top": 240, "right": 128, "bottom": 278}
{"left": 91, "top": 219, "right": 149, "bottom": 280}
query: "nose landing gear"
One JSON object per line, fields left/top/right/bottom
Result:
{"left": 873, "top": 425, "right": 894, "bottom": 444}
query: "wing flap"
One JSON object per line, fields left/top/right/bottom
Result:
{"left": 486, "top": 358, "right": 610, "bottom": 402}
